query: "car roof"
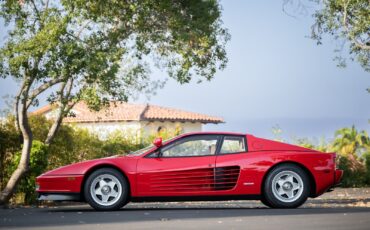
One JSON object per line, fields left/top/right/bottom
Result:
{"left": 179, "top": 131, "right": 247, "bottom": 137}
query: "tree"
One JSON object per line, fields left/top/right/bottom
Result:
{"left": 332, "top": 126, "right": 369, "bottom": 185}
{"left": 311, "top": 0, "right": 370, "bottom": 73}
{"left": 283, "top": 0, "right": 369, "bottom": 89}
{"left": 0, "top": 0, "right": 229, "bottom": 204}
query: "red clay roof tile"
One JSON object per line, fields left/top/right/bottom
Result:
{"left": 32, "top": 101, "right": 224, "bottom": 124}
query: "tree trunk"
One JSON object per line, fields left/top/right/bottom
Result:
{"left": 45, "top": 79, "right": 75, "bottom": 145}
{"left": 0, "top": 149, "right": 4, "bottom": 191}
{"left": 13, "top": 81, "right": 26, "bottom": 133}
{"left": 0, "top": 82, "right": 33, "bottom": 205}
{"left": 45, "top": 105, "right": 65, "bottom": 145}
{"left": 0, "top": 139, "right": 32, "bottom": 205}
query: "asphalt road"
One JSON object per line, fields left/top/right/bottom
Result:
{"left": 1, "top": 200, "right": 370, "bottom": 230}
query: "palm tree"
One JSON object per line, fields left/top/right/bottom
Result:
{"left": 332, "top": 126, "right": 369, "bottom": 186}
{"left": 332, "top": 126, "right": 369, "bottom": 157}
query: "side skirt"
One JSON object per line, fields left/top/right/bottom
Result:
{"left": 131, "top": 195, "right": 261, "bottom": 202}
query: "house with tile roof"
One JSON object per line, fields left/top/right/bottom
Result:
{"left": 32, "top": 101, "right": 224, "bottom": 139}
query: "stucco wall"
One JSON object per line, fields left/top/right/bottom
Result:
{"left": 70, "top": 121, "right": 142, "bottom": 139}
{"left": 67, "top": 120, "right": 203, "bottom": 140}
{"left": 141, "top": 121, "right": 202, "bottom": 136}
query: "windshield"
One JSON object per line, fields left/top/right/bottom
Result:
{"left": 127, "top": 136, "right": 180, "bottom": 156}
{"left": 128, "top": 145, "right": 154, "bottom": 156}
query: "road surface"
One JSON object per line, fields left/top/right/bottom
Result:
{"left": 1, "top": 200, "right": 370, "bottom": 230}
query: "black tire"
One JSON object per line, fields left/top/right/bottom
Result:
{"left": 84, "top": 168, "right": 129, "bottom": 211}
{"left": 260, "top": 196, "right": 273, "bottom": 208}
{"left": 263, "top": 164, "right": 310, "bottom": 208}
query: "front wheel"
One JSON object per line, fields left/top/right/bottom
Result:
{"left": 263, "top": 164, "right": 310, "bottom": 208}
{"left": 84, "top": 168, "right": 129, "bottom": 211}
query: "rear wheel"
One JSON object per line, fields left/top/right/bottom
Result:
{"left": 263, "top": 164, "right": 310, "bottom": 208}
{"left": 84, "top": 168, "right": 129, "bottom": 211}
{"left": 260, "top": 196, "right": 273, "bottom": 208}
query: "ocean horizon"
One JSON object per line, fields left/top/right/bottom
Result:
{"left": 204, "top": 117, "right": 370, "bottom": 144}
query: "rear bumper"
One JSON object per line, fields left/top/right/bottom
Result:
{"left": 334, "top": 169, "right": 343, "bottom": 185}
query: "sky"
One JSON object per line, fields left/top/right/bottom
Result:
{"left": 0, "top": 1, "right": 369, "bottom": 141}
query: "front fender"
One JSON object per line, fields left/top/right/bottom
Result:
{"left": 36, "top": 156, "right": 138, "bottom": 194}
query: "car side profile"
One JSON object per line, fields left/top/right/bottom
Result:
{"left": 36, "top": 132, "right": 343, "bottom": 210}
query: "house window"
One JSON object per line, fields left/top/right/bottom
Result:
{"left": 220, "top": 136, "right": 246, "bottom": 154}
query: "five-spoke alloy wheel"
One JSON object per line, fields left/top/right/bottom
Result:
{"left": 84, "top": 168, "right": 128, "bottom": 211}
{"left": 263, "top": 164, "right": 310, "bottom": 208}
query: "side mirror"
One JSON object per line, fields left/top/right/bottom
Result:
{"left": 153, "top": 137, "right": 163, "bottom": 148}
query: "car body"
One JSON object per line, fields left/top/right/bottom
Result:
{"left": 36, "top": 132, "right": 343, "bottom": 210}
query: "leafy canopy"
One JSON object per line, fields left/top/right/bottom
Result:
{"left": 0, "top": 0, "right": 230, "bottom": 109}
{"left": 311, "top": 0, "right": 370, "bottom": 73}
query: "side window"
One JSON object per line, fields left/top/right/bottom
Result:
{"left": 220, "top": 136, "right": 246, "bottom": 154}
{"left": 161, "top": 135, "right": 219, "bottom": 157}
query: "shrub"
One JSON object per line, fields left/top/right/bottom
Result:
{"left": 10, "top": 141, "right": 48, "bottom": 204}
{"left": 101, "top": 130, "right": 145, "bottom": 157}
{"left": 364, "top": 152, "right": 370, "bottom": 185}
{"left": 46, "top": 126, "right": 104, "bottom": 169}
{"left": 0, "top": 117, "right": 21, "bottom": 191}
{"left": 337, "top": 154, "right": 366, "bottom": 187}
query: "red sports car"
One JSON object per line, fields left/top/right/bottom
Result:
{"left": 36, "top": 132, "right": 343, "bottom": 210}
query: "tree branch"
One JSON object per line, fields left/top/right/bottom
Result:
{"left": 26, "top": 78, "right": 65, "bottom": 109}
{"left": 30, "top": 0, "right": 41, "bottom": 22}
{"left": 341, "top": 0, "right": 370, "bottom": 51}
{"left": 76, "top": 20, "right": 91, "bottom": 38}
{"left": 45, "top": 78, "right": 75, "bottom": 145}
{"left": 352, "top": 38, "right": 370, "bottom": 51}
{"left": 44, "top": 0, "right": 49, "bottom": 11}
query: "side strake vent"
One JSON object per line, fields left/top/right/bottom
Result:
{"left": 149, "top": 166, "right": 240, "bottom": 192}
{"left": 214, "top": 166, "right": 240, "bottom": 190}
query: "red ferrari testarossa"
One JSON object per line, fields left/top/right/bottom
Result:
{"left": 36, "top": 132, "right": 343, "bottom": 210}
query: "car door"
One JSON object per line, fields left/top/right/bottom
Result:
{"left": 136, "top": 134, "right": 221, "bottom": 196}
{"left": 214, "top": 135, "right": 249, "bottom": 193}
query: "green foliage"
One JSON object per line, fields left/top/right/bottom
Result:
{"left": 0, "top": 117, "right": 21, "bottom": 191}
{"left": 332, "top": 126, "right": 369, "bottom": 156}
{"left": 337, "top": 154, "right": 366, "bottom": 187}
{"left": 0, "top": 0, "right": 230, "bottom": 109}
{"left": 10, "top": 141, "right": 48, "bottom": 204}
{"left": 29, "top": 115, "right": 52, "bottom": 141}
{"left": 101, "top": 131, "right": 145, "bottom": 157}
{"left": 47, "top": 126, "right": 143, "bottom": 170}
{"left": 363, "top": 152, "right": 370, "bottom": 185}
{"left": 272, "top": 125, "right": 284, "bottom": 142}
{"left": 292, "top": 125, "right": 370, "bottom": 187}
{"left": 294, "top": 138, "right": 316, "bottom": 149}
{"left": 311, "top": 0, "right": 370, "bottom": 73}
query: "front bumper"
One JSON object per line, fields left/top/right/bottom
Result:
{"left": 38, "top": 193, "right": 81, "bottom": 201}
{"left": 36, "top": 174, "right": 84, "bottom": 194}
